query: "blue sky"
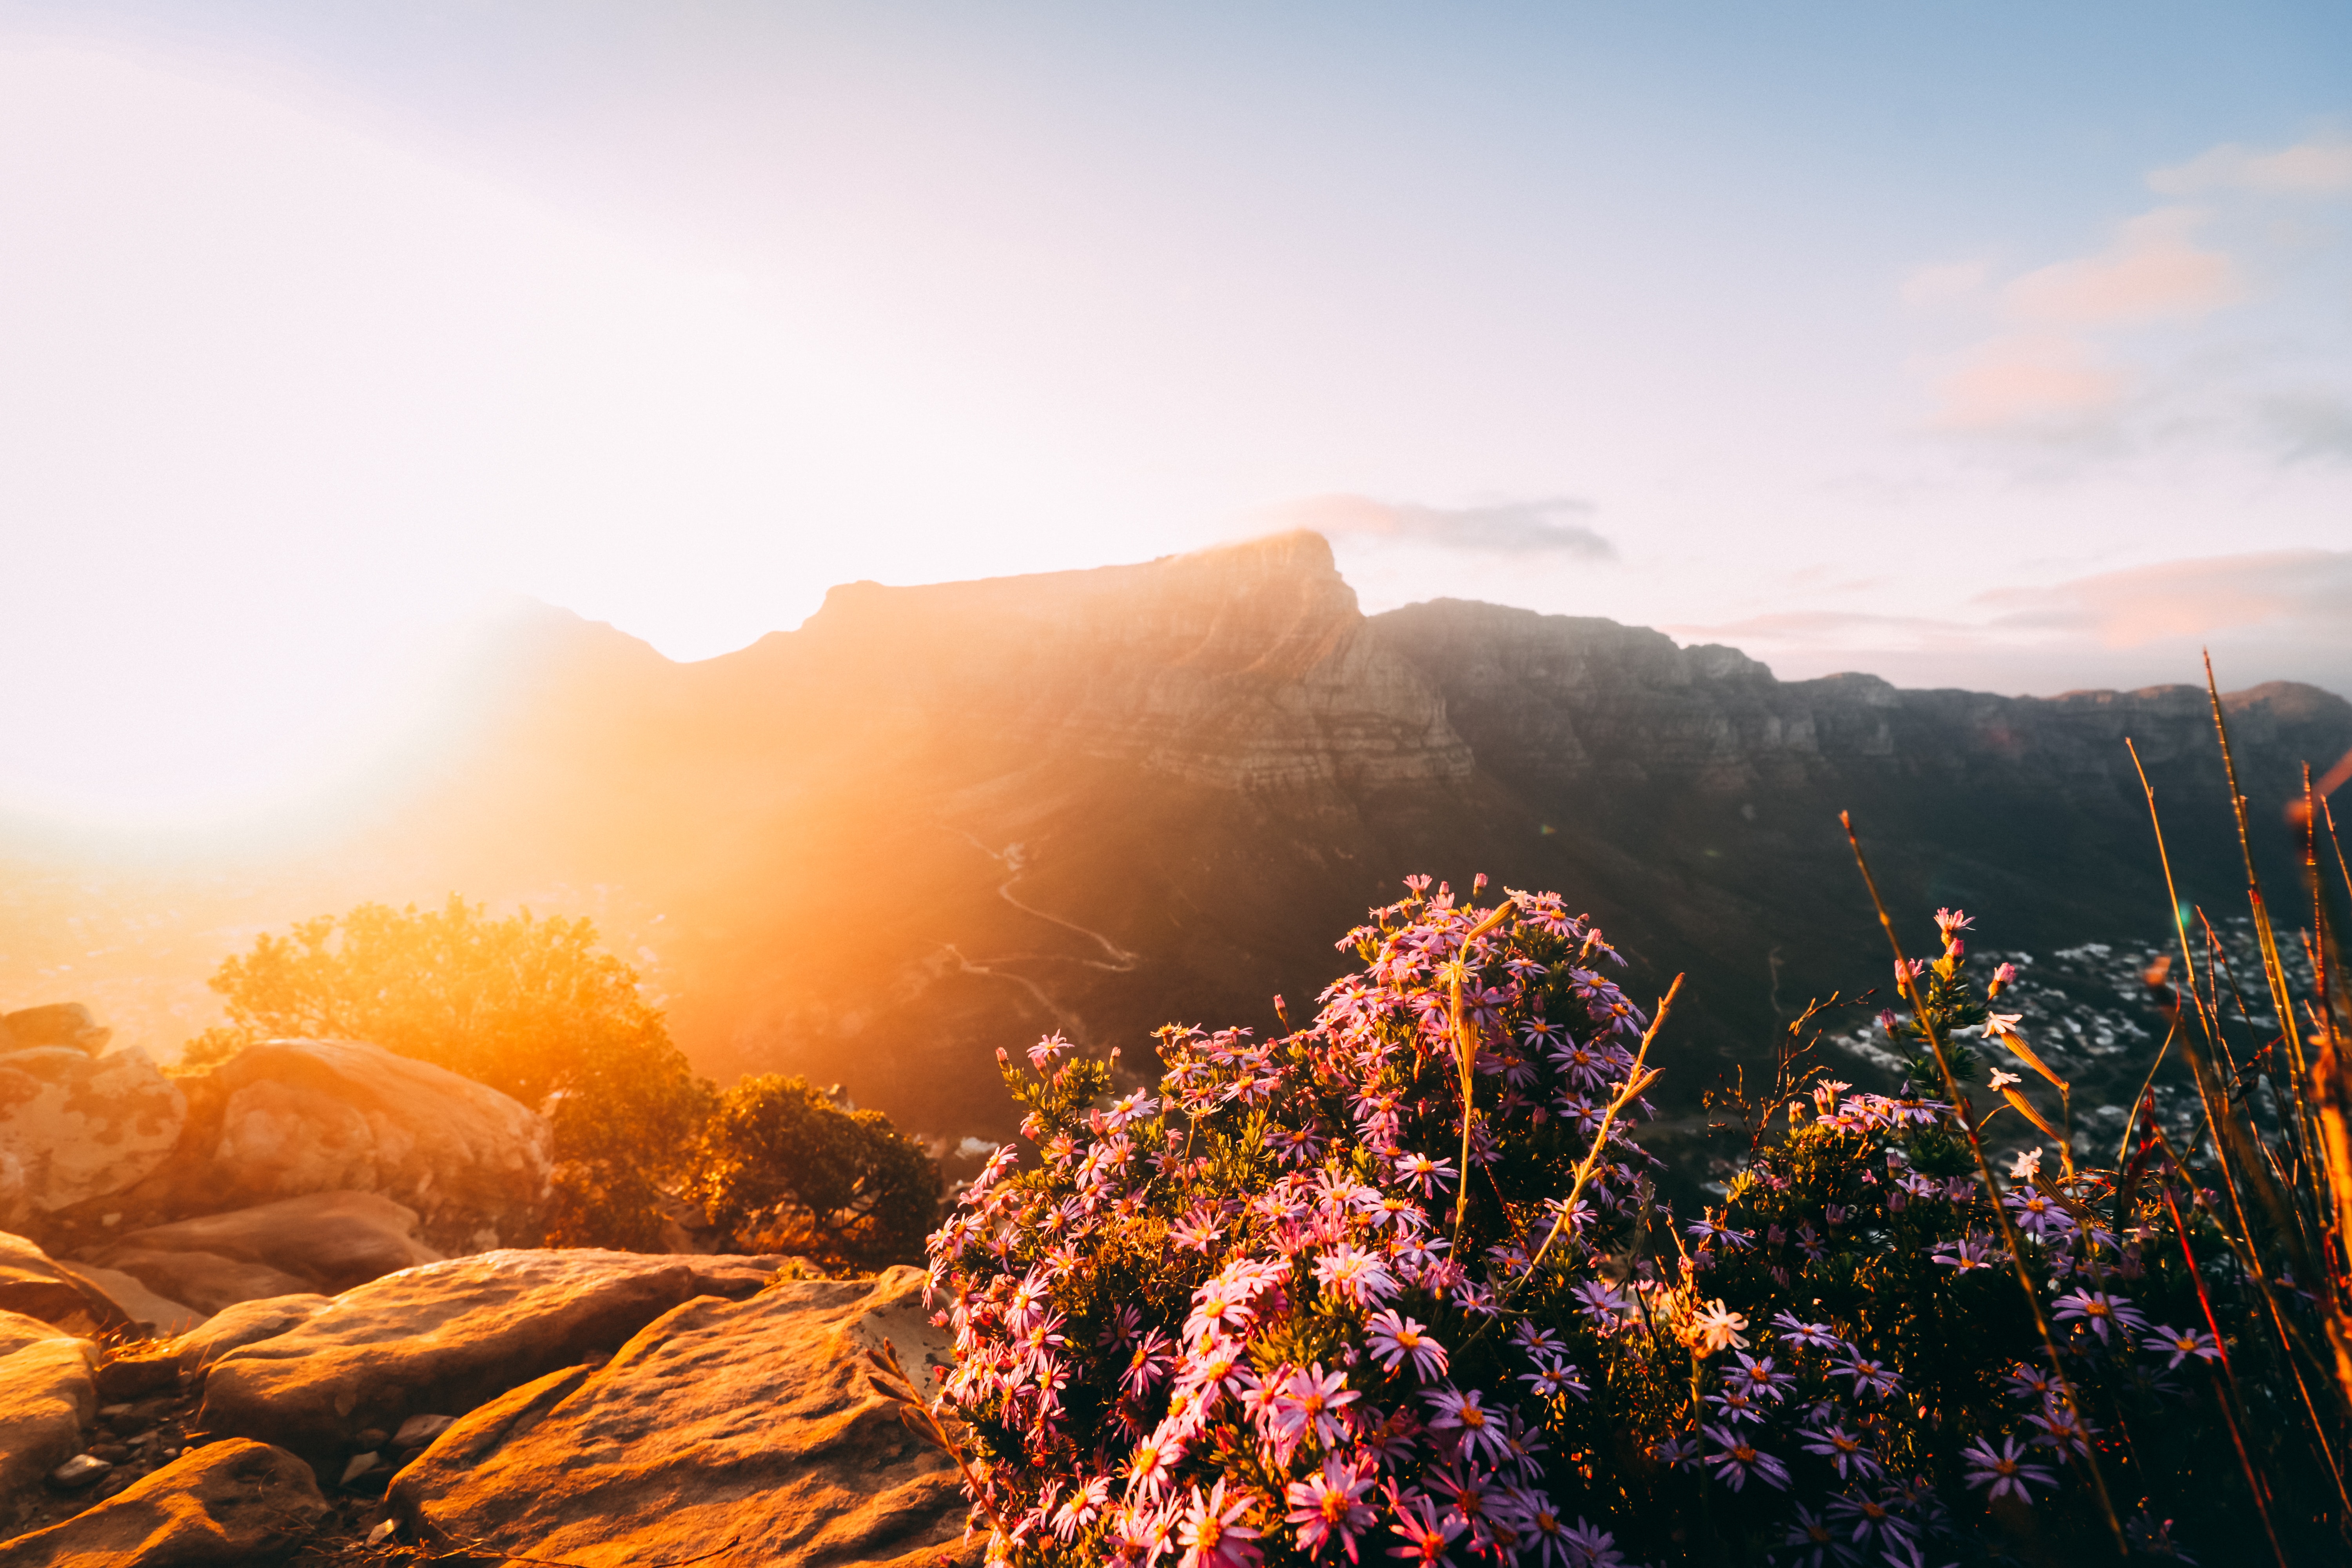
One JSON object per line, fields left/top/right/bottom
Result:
{"left": 2, "top": 3, "right": 2348, "bottom": 823}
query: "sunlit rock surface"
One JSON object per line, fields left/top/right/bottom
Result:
{"left": 0, "top": 1045, "right": 183, "bottom": 1228}
{"left": 92, "top": 1190, "right": 441, "bottom": 1306}
{"left": 71, "top": 1039, "right": 551, "bottom": 1258}
{"left": 0, "top": 1337, "right": 94, "bottom": 1531}
{"left": 0, "top": 1231, "right": 128, "bottom": 1337}
{"left": 0, "top": 1439, "right": 325, "bottom": 1566}
{"left": 200, "top": 1246, "right": 791, "bottom": 1470}
{"left": 390, "top": 1265, "right": 971, "bottom": 1568}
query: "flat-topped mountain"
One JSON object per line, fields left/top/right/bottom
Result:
{"left": 5, "top": 533, "right": 2345, "bottom": 1151}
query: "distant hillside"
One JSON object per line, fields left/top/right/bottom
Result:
{"left": 4, "top": 532, "right": 2345, "bottom": 1160}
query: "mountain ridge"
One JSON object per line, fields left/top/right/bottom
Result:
{"left": 3, "top": 533, "right": 2345, "bottom": 1158}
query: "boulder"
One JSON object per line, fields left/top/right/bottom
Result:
{"left": 100, "top": 1190, "right": 443, "bottom": 1298}
{"left": 0, "top": 1308, "right": 67, "bottom": 1361}
{"left": 390, "top": 1265, "right": 972, "bottom": 1568}
{"left": 84, "top": 1250, "right": 312, "bottom": 1318}
{"left": 201, "top": 1248, "right": 787, "bottom": 1469}
{"left": 91, "top": 1294, "right": 334, "bottom": 1401}
{"left": 49, "top": 1262, "right": 202, "bottom": 1336}
{"left": 169, "top": 1294, "right": 332, "bottom": 1378}
{"left": 0, "top": 1438, "right": 326, "bottom": 1565}
{"left": 0, "top": 1045, "right": 183, "bottom": 1227}
{"left": 0, "top": 1005, "right": 110, "bottom": 1056}
{"left": 0, "top": 1336, "right": 96, "bottom": 1530}
{"left": 0, "top": 1230, "right": 130, "bottom": 1335}
{"left": 178, "top": 1039, "right": 550, "bottom": 1254}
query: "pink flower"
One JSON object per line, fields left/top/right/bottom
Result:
{"left": 1423, "top": 1386, "right": 1514, "bottom": 1466}
{"left": 1178, "top": 1479, "right": 1263, "bottom": 1568}
{"left": 1962, "top": 1434, "right": 2056, "bottom": 1504}
{"left": 1700, "top": 1425, "right": 1790, "bottom": 1491}
{"left": 1055, "top": 1475, "right": 1113, "bottom": 1541}
{"left": 2144, "top": 1324, "right": 2222, "bottom": 1367}
{"left": 1392, "top": 1153, "right": 1457, "bottom": 1195}
{"left": 1365, "top": 1310, "right": 1449, "bottom": 1381}
{"left": 1385, "top": 1488, "right": 1465, "bottom": 1566}
{"left": 1314, "top": 1246, "right": 1398, "bottom": 1307}
{"left": 1128, "top": 1430, "right": 1188, "bottom": 1500}
{"left": 1028, "top": 1031, "right": 1071, "bottom": 1071}
{"left": 1273, "top": 1363, "right": 1361, "bottom": 1450}
{"left": 2053, "top": 1289, "right": 2149, "bottom": 1345}
{"left": 1122, "top": 1328, "right": 1176, "bottom": 1398}
{"left": 1285, "top": 1457, "right": 1377, "bottom": 1562}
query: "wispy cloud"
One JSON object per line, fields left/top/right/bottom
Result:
{"left": 1904, "top": 135, "right": 2348, "bottom": 448}
{"left": 1930, "top": 333, "right": 2129, "bottom": 432}
{"left": 1998, "top": 207, "right": 2240, "bottom": 328}
{"left": 1266, "top": 494, "right": 1615, "bottom": 559}
{"left": 1978, "top": 549, "right": 2352, "bottom": 645}
{"left": 1667, "top": 550, "right": 2352, "bottom": 698}
{"left": 2149, "top": 135, "right": 2352, "bottom": 197}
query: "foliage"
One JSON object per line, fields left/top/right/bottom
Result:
{"left": 915, "top": 846, "right": 2351, "bottom": 1567}
{"left": 690, "top": 1073, "right": 940, "bottom": 1273}
{"left": 196, "top": 895, "right": 711, "bottom": 1250}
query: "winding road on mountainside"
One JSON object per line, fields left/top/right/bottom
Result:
{"left": 939, "top": 836, "right": 1140, "bottom": 1045}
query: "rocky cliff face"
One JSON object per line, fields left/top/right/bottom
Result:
{"left": 5, "top": 534, "right": 2347, "bottom": 1160}
{"left": 725, "top": 530, "right": 1473, "bottom": 790}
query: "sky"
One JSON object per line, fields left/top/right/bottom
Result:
{"left": 1, "top": 2, "right": 2348, "bottom": 827}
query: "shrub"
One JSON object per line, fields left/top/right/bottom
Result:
{"left": 690, "top": 1073, "right": 940, "bottom": 1272}
{"left": 195, "top": 895, "right": 711, "bottom": 1250}
{"left": 914, "top": 867, "right": 2339, "bottom": 1567}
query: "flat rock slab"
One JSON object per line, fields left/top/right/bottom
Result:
{"left": 50, "top": 1262, "right": 201, "bottom": 1335}
{"left": 0, "top": 1337, "right": 96, "bottom": 1530}
{"left": 201, "top": 1249, "right": 787, "bottom": 1470}
{"left": 0, "top": 1438, "right": 325, "bottom": 1566}
{"left": 0, "top": 1308, "right": 67, "bottom": 1361}
{"left": 102, "top": 1190, "right": 442, "bottom": 1298}
{"left": 0, "top": 1231, "right": 129, "bottom": 1336}
{"left": 173, "top": 1294, "right": 333, "bottom": 1377}
{"left": 91, "top": 1249, "right": 314, "bottom": 1318}
{"left": 389, "top": 1265, "right": 974, "bottom": 1568}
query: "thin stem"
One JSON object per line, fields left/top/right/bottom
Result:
{"left": 2160, "top": 1176, "right": 2288, "bottom": 1568}
{"left": 1520, "top": 975, "right": 1680, "bottom": 1284}
{"left": 1839, "top": 809, "right": 2128, "bottom": 1557}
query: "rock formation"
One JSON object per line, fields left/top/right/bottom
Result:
{"left": 0, "top": 1439, "right": 326, "bottom": 1566}
{"left": 33, "top": 1038, "right": 551, "bottom": 1261}
{"left": 0, "top": 1042, "right": 183, "bottom": 1230}
{"left": 0, "top": 1228, "right": 967, "bottom": 1568}
{"left": 388, "top": 1267, "right": 966, "bottom": 1567}
{"left": 200, "top": 1247, "right": 790, "bottom": 1470}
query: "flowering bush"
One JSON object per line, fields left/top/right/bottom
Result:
{"left": 915, "top": 874, "right": 2334, "bottom": 1566}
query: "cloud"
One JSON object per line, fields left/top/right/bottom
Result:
{"left": 2150, "top": 136, "right": 2352, "bottom": 198}
{"left": 2261, "top": 392, "right": 2352, "bottom": 463}
{"left": 1998, "top": 207, "right": 2241, "bottom": 328}
{"left": 1667, "top": 550, "right": 2352, "bottom": 699}
{"left": 1915, "top": 207, "right": 2241, "bottom": 434}
{"left": 1979, "top": 549, "right": 2352, "bottom": 646}
{"left": 1929, "top": 333, "right": 2129, "bottom": 430}
{"left": 1899, "top": 260, "right": 1988, "bottom": 307}
{"left": 1269, "top": 494, "right": 1615, "bottom": 559}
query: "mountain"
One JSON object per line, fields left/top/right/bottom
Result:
{"left": 4, "top": 532, "right": 2346, "bottom": 1158}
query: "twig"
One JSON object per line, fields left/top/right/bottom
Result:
{"left": 1515, "top": 975, "right": 1679, "bottom": 1289}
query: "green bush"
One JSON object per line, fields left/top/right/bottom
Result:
{"left": 193, "top": 895, "right": 711, "bottom": 1250}
{"left": 690, "top": 1073, "right": 940, "bottom": 1273}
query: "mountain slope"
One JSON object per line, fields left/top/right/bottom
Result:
{"left": 5, "top": 532, "right": 2345, "bottom": 1156}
